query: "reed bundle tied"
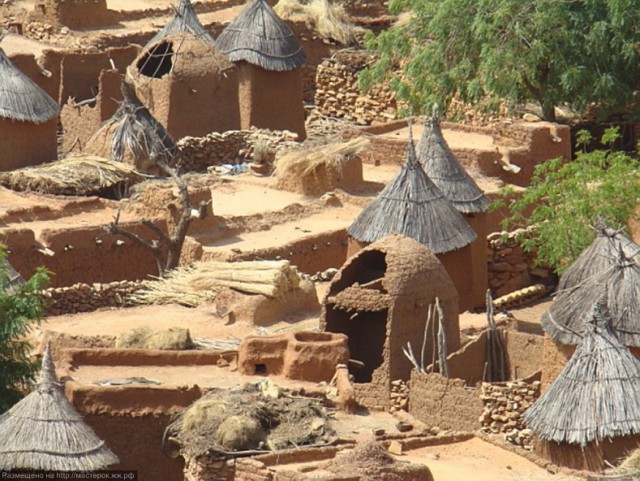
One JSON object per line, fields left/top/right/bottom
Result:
{"left": 132, "top": 260, "right": 302, "bottom": 307}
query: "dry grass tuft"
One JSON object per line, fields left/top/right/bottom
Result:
{"left": 275, "top": 0, "right": 359, "bottom": 45}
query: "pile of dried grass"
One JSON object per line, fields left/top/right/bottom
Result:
{"left": 0, "top": 155, "right": 146, "bottom": 196}
{"left": 132, "top": 260, "right": 302, "bottom": 307}
{"left": 617, "top": 448, "right": 640, "bottom": 476}
{"left": 275, "top": 137, "right": 369, "bottom": 195}
{"left": 274, "top": 0, "right": 358, "bottom": 45}
{"left": 167, "top": 384, "right": 334, "bottom": 457}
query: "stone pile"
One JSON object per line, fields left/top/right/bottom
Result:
{"left": 184, "top": 456, "right": 236, "bottom": 481}
{"left": 487, "top": 227, "right": 551, "bottom": 296}
{"left": 314, "top": 52, "right": 396, "bottom": 125}
{"left": 44, "top": 280, "right": 144, "bottom": 316}
{"left": 389, "top": 379, "right": 409, "bottom": 413}
{"left": 479, "top": 380, "right": 541, "bottom": 449}
{"left": 24, "top": 22, "right": 54, "bottom": 41}
{"left": 178, "top": 128, "right": 299, "bottom": 173}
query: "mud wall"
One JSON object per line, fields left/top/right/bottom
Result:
{"left": 237, "top": 63, "right": 306, "bottom": 140}
{"left": 314, "top": 50, "right": 396, "bottom": 125}
{"left": 8, "top": 50, "right": 62, "bottom": 101}
{"left": 31, "top": 0, "right": 112, "bottom": 29}
{"left": 177, "top": 128, "right": 298, "bottom": 172}
{"left": 44, "top": 280, "right": 144, "bottom": 316}
{"left": 4, "top": 222, "right": 162, "bottom": 287}
{"left": 0, "top": 118, "right": 58, "bottom": 170}
{"left": 409, "top": 372, "right": 484, "bottom": 431}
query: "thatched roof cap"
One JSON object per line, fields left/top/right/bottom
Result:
{"left": 145, "top": 0, "right": 216, "bottom": 49}
{"left": 0, "top": 48, "right": 60, "bottom": 124}
{"left": 347, "top": 129, "right": 477, "bottom": 254}
{"left": 542, "top": 250, "right": 640, "bottom": 346}
{"left": 525, "top": 297, "right": 640, "bottom": 446}
{"left": 96, "top": 81, "right": 178, "bottom": 167}
{"left": 0, "top": 345, "right": 119, "bottom": 471}
{"left": 216, "top": 0, "right": 306, "bottom": 71}
{"left": 417, "top": 112, "right": 490, "bottom": 213}
{"left": 558, "top": 222, "right": 640, "bottom": 291}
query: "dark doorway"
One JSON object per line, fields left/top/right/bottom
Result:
{"left": 137, "top": 41, "right": 174, "bottom": 78}
{"left": 325, "top": 307, "right": 387, "bottom": 383}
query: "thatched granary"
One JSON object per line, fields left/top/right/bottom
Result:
{"left": 0, "top": 47, "right": 60, "bottom": 171}
{"left": 417, "top": 112, "right": 491, "bottom": 308}
{"left": 128, "top": 1, "right": 239, "bottom": 139}
{"left": 216, "top": 0, "right": 307, "bottom": 139}
{"left": 0, "top": 346, "right": 118, "bottom": 471}
{"left": 542, "top": 251, "right": 640, "bottom": 347}
{"left": 320, "top": 234, "right": 460, "bottom": 411}
{"left": 525, "top": 297, "right": 640, "bottom": 471}
{"left": 558, "top": 223, "right": 640, "bottom": 291}
{"left": 86, "top": 81, "right": 178, "bottom": 174}
{"left": 347, "top": 131, "right": 480, "bottom": 312}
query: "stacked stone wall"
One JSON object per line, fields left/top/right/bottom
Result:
{"left": 43, "top": 280, "right": 143, "bottom": 316}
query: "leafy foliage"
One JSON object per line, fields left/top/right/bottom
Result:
{"left": 361, "top": 0, "right": 640, "bottom": 121}
{"left": 0, "top": 249, "right": 48, "bottom": 412}
{"left": 493, "top": 128, "right": 640, "bottom": 273}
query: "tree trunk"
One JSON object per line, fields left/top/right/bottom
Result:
{"left": 541, "top": 103, "right": 556, "bottom": 122}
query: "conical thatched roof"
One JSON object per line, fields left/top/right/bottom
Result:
{"left": 525, "top": 297, "right": 640, "bottom": 446}
{"left": 0, "top": 346, "right": 119, "bottom": 471}
{"left": 2, "top": 258, "right": 24, "bottom": 292}
{"left": 558, "top": 222, "right": 640, "bottom": 291}
{"left": 87, "top": 81, "right": 178, "bottom": 169}
{"left": 0, "top": 48, "right": 60, "bottom": 123}
{"left": 216, "top": 0, "right": 306, "bottom": 71}
{"left": 542, "top": 251, "right": 640, "bottom": 346}
{"left": 417, "top": 113, "right": 490, "bottom": 213}
{"left": 145, "top": 0, "right": 216, "bottom": 49}
{"left": 347, "top": 128, "right": 477, "bottom": 254}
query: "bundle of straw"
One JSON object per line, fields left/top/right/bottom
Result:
{"left": 274, "top": 137, "right": 370, "bottom": 193}
{"left": 132, "top": 260, "right": 302, "bottom": 307}
{"left": 0, "top": 155, "right": 146, "bottom": 195}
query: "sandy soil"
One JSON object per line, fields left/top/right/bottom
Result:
{"left": 383, "top": 124, "right": 498, "bottom": 152}
{"left": 403, "top": 438, "right": 580, "bottom": 481}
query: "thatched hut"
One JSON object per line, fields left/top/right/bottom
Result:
{"left": 347, "top": 131, "right": 479, "bottom": 311}
{"left": 86, "top": 81, "right": 178, "bottom": 174}
{"left": 417, "top": 112, "right": 491, "bottom": 308}
{"left": 0, "top": 47, "right": 60, "bottom": 171}
{"left": 542, "top": 251, "right": 640, "bottom": 347}
{"left": 127, "top": 0, "right": 239, "bottom": 139}
{"left": 320, "top": 234, "right": 460, "bottom": 411}
{"left": 558, "top": 223, "right": 640, "bottom": 291}
{"left": 0, "top": 346, "right": 118, "bottom": 471}
{"left": 216, "top": 0, "right": 307, "bottom": 139}
{"left": 525, "top": 297, "right": 640, "bottom": 471}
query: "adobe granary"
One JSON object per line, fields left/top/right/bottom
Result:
{"left": 86, "top": 81, "right": 179, "bottom": 174}
{"left": 320, "top": 234, "right": 460, "bottom": 411}
{"left": 525, "top": 297, "right": 640, "bottom": 471}
{"left": 0, "top": 345, "right": 118, "bottom": 471}
{"left": 347, "top": 128, "right": 480, "bottom": 311}
{"left": 0, "top": 45, "right": 60, "bottom": 171}
{"left": 216, "top": 0, "right": 307, "bottom": 140}
{"left": 128, "top": 0, "right": 240, "bottom": 139}
{"left": 417, "top": 110, "right": 491, "bottom": 308}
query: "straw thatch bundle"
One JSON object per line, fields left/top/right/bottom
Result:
{"left": 558, "top": 223, "right": 640, "bottom": 291}
{"left": 542, "top": 252, "right": 640, "bottom": 346}
{"left": 417, "top": 112, "right": 490, "bottom": 214}
{"left": 274, "top": 137, "right": 369, "bottom": 194}
{"left": 0, "top": 47, "right": 60, "bottom": 123}
{"left": 86, "top": 82, "right": 178, "bottom": 172}
{"left": 167, "top": 385, "right": 333, "bottom": 457}
{"left": 0, "top": 154, "right": 146, "bottom": 196}
{"left": 524, "top": 297, "right": 640, "bottom": 446}
{"left": 216, "top": 0, "right": 306, "bottom": 71}
{"left": 132, "top": 260, "right": 302, "bottom": 307}
{"left": 145, "top": 0, "right": 216, "bottom": 48}
{"left": 274, "top": 0, "right": 358, "bottom": 45}
{"left": 348, "top": 129, "right": 476, "bottom": 254}
{"left": 0, "top": 346, "right": 118, "bottom": 471}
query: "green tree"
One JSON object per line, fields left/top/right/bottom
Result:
{"left": 494, "top": 127, "right": 640, "bottom": 273}
{"left": 0, "top": 248, "right": 48, "bottom": 412}
{"left": 361, "top": 0, "right": 640, "bottom": 121}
